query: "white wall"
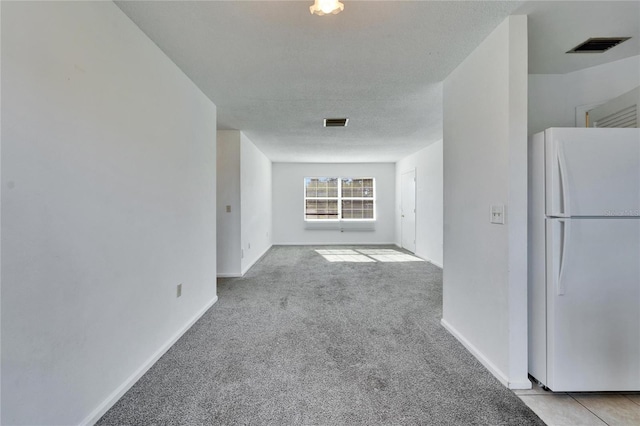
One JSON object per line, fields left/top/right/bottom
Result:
{"left": 529, "top": 55, "right": 640, "bottom": 135}
{"left": 1, "top": 2, "right": 217, "bottom": 424}
{"left": 240, "top": 133, "right": 273, "bottom": 274}
{"left": 272, "top": 163, "right": 395, "bottom": 245}
{"left": 217, "top": 131, "right": 242, "bottom": 276}
{"left": 216, "top": 131, "right": 273, "bottom": 276}
{"left": 395, "top": 141, "right": 443, "bottom": 267}
{"left": 442, "top": 16, "right": 529, "bottom": 389}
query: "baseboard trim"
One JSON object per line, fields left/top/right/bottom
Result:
{"left": 509, "top": 378, "right": 533, "bottom": 390}
{"left": 393, "top": 245, "right": 444, "bottom": 268}
{"left": 426, "top": 259, "right": 443, "bottom": 268}
{"left": 274, "top": 242, "right": 397, "bottom": 246}
{"left": 415, "top": 253, "right": 443, "bottom": 269}
{"left": 81, "top": 295, "right": 219, "bottom": 426}
{"left": 217, "top": 272, "right": 242, "bottom": 278}
{"left": 241, "top": 244, "right": 272, "bottom": 276}
{"left": 440, "top": 318, "right": 510, "bottom": 388}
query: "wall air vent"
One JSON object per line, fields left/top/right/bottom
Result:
{"left": 567, "top": 37, "right": 631, "bottom": 53}
{"left": 324, "top": 118, "right": 349, "bottom": 127}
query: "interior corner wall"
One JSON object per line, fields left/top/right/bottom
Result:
{"left": 1, "top": 2, "right": 218, "bottom": 424}
{"left": 217, "top": 131, "right": 242, "bottom": 276}
{"left": 272, "top": 163, "right": 395, "bottom": 245}
{"left": 442, "top": 15, "right": 529, "bottom": 388}
{"left": 240, "top": 133, "right": 273, "bottom": 274}
{"left": 395, "top": 141, "right": 443, "bottom": 267}
{"left": 529, "top": 55, "right": 640, "bottom": 135}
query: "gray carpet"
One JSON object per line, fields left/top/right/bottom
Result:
{"left": 98, "top": 245, "right": 544, "bottom": 425}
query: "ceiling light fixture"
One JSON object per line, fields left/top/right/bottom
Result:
{"left": 310, "top": 0, "right": 344, "bottom": 16}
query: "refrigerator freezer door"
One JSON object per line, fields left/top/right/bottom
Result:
{"left": 545, "top": 128, "right": 640, "bottom": 217}
{"left": 546, "top": 218, "right": 640, "bottom": 391}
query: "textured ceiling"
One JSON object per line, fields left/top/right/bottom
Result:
{"left": 116, "top": 1, "right": 640, "bottom": 162}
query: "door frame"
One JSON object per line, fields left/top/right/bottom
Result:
{"left": 400, "top": 168, "right": 417, "bottom": 253}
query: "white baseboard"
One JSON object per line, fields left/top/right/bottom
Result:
{"left": 393, "top": 245, "right": 444, "bottom": 268}
{"left": 217, "top": 272, "right": 242, "bottom": 278}
{"left": 81, "top": 295, "right": 219, "bottom": 426}
{"left": 440, "top": 318, "right": 510, "bottom": 388}
{"left": 241, "top": 244, "right": 272, "bottom": 275}
{"left": 509, "top": 378, "right": 533, "bottom": 390}
{"left": 217, "top": 245, "right": 272, "bottom": 278}
{"left": 415, "top": 252, "right": 443, "bottom": 269}
{"left": 274, "top": 242, "right": 396, "bottom": 246}
{"left": 426, "top": 259, "right": 443, "bottom": 268}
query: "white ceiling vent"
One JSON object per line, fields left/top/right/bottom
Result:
{"left": 566, "top": 37, "right": 631, "bottom": 53}
{"left": 324, "top": 118, "right": 349, "bottom": 127}
{"left": 593, "top": 105, "right": 637, "bottom": 128}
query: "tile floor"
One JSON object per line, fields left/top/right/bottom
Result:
{"left": 514, "top": 380, "right": 640, "bottom": 425}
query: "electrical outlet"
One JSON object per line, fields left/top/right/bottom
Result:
{"left": 177, "top": 283, "right": 182, "bottom": 298}
{"left": 226, "top": 205, "right": 231, "bottom": 213}
{"left": 248, "top": 242, "right": 251, "bottom": 249}
{"left": 241, "top": 248, "right": 244, "bottom": 259}
{"left": 490, "top": 205, "right": 505, "bottom": 224}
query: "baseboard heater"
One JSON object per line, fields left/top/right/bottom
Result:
{"left": 304, "top": 221, "right": 376, "bottom": 232}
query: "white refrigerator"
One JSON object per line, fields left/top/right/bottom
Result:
{"left": 528, "top": 127, "right": 640, "bottom": 392}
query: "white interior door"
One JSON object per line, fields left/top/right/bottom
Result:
{"left": 401, "top": 170, "right": 416, "bottom": 253}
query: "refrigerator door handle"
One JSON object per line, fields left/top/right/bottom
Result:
{"left": 557, "top": 219, "right": 570, "bottom": 296}
{"left": 557, "top": 144, "right": 571, "bottom": 217}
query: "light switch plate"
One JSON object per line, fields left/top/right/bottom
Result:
{"left": 226, "top": 205, "right": 231, "bottom": 213}
{"left": 490, "top": 205, "right": 505, "bottom": 224}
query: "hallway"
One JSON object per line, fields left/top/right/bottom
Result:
{"left": 98, "top": 246, "right": 542, "bottom": 424}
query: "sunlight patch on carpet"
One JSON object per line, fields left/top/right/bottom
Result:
{"left": 315, "top": 249, "right": 359, "bottom": 255}
{"left": 322, "top": 254, "right": 376, "bottom": 263}
{"left": 368, "top": 254, "right": 423, "bottom": 262}
{"left": 315, "top": 248, "right": 424, "bottom": 263}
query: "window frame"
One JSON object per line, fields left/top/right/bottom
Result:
{"left": 303, "top": 177, "right": 376, "bottom": 222}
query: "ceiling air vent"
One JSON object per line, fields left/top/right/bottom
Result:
{"left": 567, "top": 37, "right": 631, "bottom": 53}
{"left": 324, "top": 118, "right": 349, "bottom": 127}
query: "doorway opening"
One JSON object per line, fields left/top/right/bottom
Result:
{"left": 401, "top": 169, "right": 416, "bottom": 253}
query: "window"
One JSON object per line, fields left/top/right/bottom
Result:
{"left": 304, "top": 177, "right": 375, "bottom": 221}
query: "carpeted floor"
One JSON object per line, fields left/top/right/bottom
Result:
{"left": 98, "top": 245, "right": 544, "bottom": 425}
